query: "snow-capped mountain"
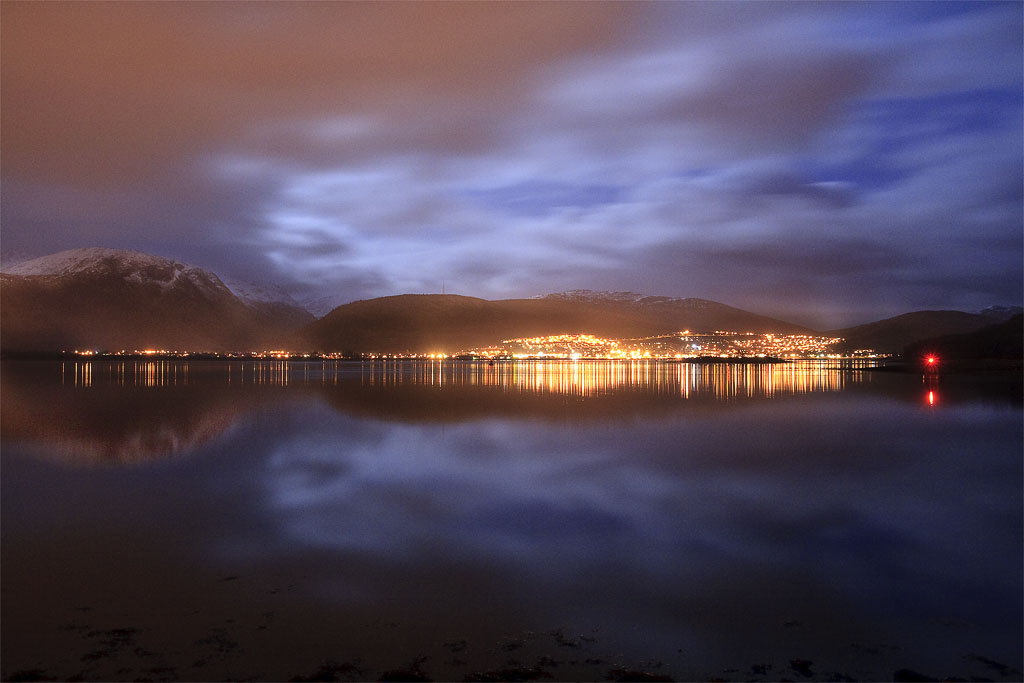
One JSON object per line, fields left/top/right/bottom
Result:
{"left": 220, "top": 276, "right": 301, "bottom": 308}
{"left": 221, "top": 276, "right": 315, "bottom": 329}
{"left": 1, "top": 248, "right": 310, "bottom": 352}
{"left": 6, "top": 247, "right": 207, "bottom": 278}
{"left": 2, "top": 247, "right": 241, "bottom": 299}
{"left": 298, "top": 293, "right": 351, "bottom": 319}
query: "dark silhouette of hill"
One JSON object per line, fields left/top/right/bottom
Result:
{"left": 300, "top": 292, "right": 812, "bottom": 353}
{"left": 904, "top": 314, "right": 1023, "bottom": 361}
{"left": 827, "top": 310, "right": 995, "bottom": 354}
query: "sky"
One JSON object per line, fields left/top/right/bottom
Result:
{"left": 1, "top": 1, "right": 1021, "bottom": 328}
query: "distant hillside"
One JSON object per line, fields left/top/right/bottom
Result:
{"left": 300, "top": 291, "right": 811, "bottom": 353}
{"left": 0, "top": 248, "right": 305, "bottom": 352}
{"left": 979, "top": 305, "right": 1023, "bottom": 321}
{"left": 828, "top": 310, "right": 995, "bottom": 354}
{"left": 904, "top": 314, "right": 1023, "bottom": 361}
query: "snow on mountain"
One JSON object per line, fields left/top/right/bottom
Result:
{"left": 1, "top": 247, "right": 316, "bottom": 351}
{"left": 1, "top": 247, "right": 233, "bottom": 295}
{"left": 0, "top": 249, "right": 37, "bottom": 270}
{"left": 3, "top": 248, "right": 315, "bottom": 318}
{"left": 6, "top": 247, "right": 174, "bottom": 276}
{"left": 299, "top": 293, "right": 350, "bottom": 318}
{"left": 220, "top": 277, "right": 304, "bottom": 309}
{"left": 541, "top": 289, "right": 648, "bottom": 303}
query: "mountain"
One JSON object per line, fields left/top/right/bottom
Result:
{"left": 827, "top": 310, "right": 996, "bottom": 354}
{"left": 300, "top": 291, "right": 812, "bottom": 354}
{"left": 220, "top": 277, "right": 315, "bottom": 331}
{"left": 904, "top": 314, "right": 1023, "bottom": 361}
{"left": 299, "top": 293, "right": 350, "bottom": 319}
{"left": 0, "top": 248, "right": 301, "bottom": 352}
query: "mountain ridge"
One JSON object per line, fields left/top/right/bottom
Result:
{"left": 827, "top": 310, "right": 998, "bottom": 354}
{"left": 1, "top": 248, "right": 1017, "bottom": 355}
{"left": 0, "top": 248, "right": 309, "bottom": 351}
{"left": 300, "top": 292, "right": 815, "bottom": 354}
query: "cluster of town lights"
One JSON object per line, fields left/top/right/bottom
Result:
{"left": 65, "top": 332, "right": 887, "bottom": 360}
{"left": 71, "top": 349, "right": 315, "bottom": 359}
{"left": 461, "top": 332, "right": 879, "bottom": 360}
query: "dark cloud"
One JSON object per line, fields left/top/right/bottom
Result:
{"left": 1, "top": 2, "right": 1020, "bottom": 327}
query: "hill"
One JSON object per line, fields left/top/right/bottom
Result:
{"left": 0, "top": 248, "right": 308, "bottom": 352}
{"left": 300, "top": 291, "right": 811, "bottom": 354}
{"left": 827, "top": 310, "right": 995, "bottom": 355}
{"left": 904, "top": 314, "right": 1023, "bottom": 361}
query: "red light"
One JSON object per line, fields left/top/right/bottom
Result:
{"left": 926, "top": 356, "right": 936, "bottom": 364}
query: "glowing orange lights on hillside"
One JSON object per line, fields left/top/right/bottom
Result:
{"left": 475, "top": 331, "right": 859, "bottom": 360}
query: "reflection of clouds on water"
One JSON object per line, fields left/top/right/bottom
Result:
{"left": 255, "top": 400, "right": 1020, "bottom": 626}
{"left": 241, "top": 396, "right": 1022, "bottom": 672}
{"left": 263, "top": 418, "right": 655, "bottom": 560}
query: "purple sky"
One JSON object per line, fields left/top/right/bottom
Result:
{"left": 2, "top": 2, "right": 1021, "bottom": 328}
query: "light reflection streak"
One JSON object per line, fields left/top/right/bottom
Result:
{"left": 236, "top": 361, "right": 291, "bottom": 386}
{"left": 355, "top": 359, "right": 878, "bottom": 399}
{"left": 69, "top": 362, "right": 92, "bottom": 387}
{"left": 56, "top": 359, "right": 878, "bottom": 398}
{"left": 62, "top": 361, "right": 193, "bottom": 388}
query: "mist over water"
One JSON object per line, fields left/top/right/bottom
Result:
{"left": 2, "top": 360, "right": 1021, "bottom": 681}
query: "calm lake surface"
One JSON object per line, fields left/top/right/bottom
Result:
{"left": 2, "top": 359, "right": 1021, "bottom": 682}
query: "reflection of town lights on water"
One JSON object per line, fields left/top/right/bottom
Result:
{"left": 928, "top": 390, "right": 936, "bottom": 406}
{"left": 354, "top": 359, "right": 879, "bottom": 398}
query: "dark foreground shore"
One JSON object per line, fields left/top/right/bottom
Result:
{"left": 4, "top": 611, "right": 1023, "bottom": 683}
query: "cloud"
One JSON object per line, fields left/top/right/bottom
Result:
{"left": 1, "top": 2, "right": 631, "bottom": 185}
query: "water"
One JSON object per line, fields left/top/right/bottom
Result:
{"left": 2, "top": 359, "right": 1021, "bottom": 682}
